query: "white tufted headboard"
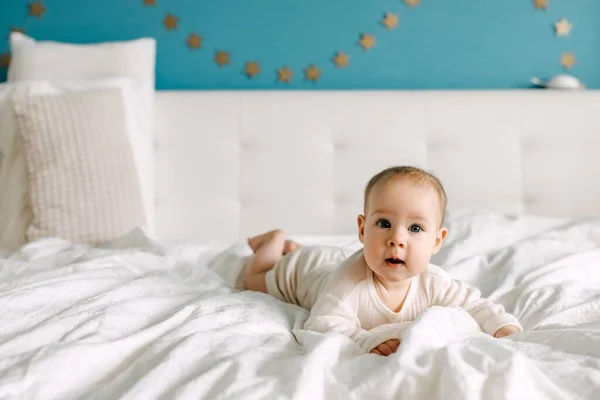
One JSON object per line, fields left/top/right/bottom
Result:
{"left": 153, "top": 90, "right": 600, "bottom": 243}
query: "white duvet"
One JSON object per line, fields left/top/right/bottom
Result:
{"left": 1, "top": 210, "right": 599, "bottom": 400}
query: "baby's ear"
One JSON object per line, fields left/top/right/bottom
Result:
{"left": 357, "top": 215, "right": 366, "bottom": 243}
{"left": 432, "top": 226, "right": 448, "bottom": 254}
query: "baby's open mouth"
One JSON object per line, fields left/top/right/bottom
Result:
{"left": 385, "top": 258, "right": 405, "bottom": 265}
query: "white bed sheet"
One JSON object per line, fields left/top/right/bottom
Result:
{"left": 1, "top": 211, "right": 599, "bottom": 399}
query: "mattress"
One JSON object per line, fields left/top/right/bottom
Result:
{"left": 0, "top": 210, "right": 599, "bottom": 399}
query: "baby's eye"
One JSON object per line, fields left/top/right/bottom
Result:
{"left": 376, "top": 219, "right": 391, "bottom": 229}
{"left": 408, "top": 224, "right": 423, "bottom": 233}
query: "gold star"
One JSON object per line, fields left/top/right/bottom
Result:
{"left": 554, "top": 18, "right": 572, "bottom": 36}
{"left": 0, "top": 53, "right": 10, "bottom": 68}
{"left": 28, "top": 1, "right": 46, "bottom": 18}
{"left": 304, "top": 64, "right": 321, "bottom": 82}
{"left": 163, "top": 13, "right": 178, "bottom": 31}
{"left": 359, "top": 34, "right": 375, "bottom": 51}
{"left": 214, "top": 50, "right": 230, "bottom": 67}
{"left": 533, "top": 0, "right": 548, "bottom": 10}
{"left": 186, "top": 33, "right": 202, "bottom": 50}
{"left": 381, "top": 13, "right": 399, "bottom": 30}
{"left": 143, "top": 0, "right": 156, "bottom": 5}
{"left": 561, "top": 52, "right": 576, "bottom": 69}
{"left": 332, "top": 51, "right": 350, "bottom": 68}
{"left": 405, "top": 0, "right": 421, "bottom": 7}
{"left": 277, "top": 66, "right": 293, "bottom": 83}
{"left": 244, "top": 61, "right": 261, "bottom": 79}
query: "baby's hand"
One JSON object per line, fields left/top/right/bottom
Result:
{"left": 494, "top": 325, "right": 520, "bottom": 338}
{"left": 369, "top": 339, "right": 400, "bottom": 356}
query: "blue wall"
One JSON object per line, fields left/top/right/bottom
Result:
{"left": 1, "top": 0, "right": 599, "bottom": 90}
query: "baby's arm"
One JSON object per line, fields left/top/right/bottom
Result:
{"left": 304, "top": 292, "right": 405, "bottom": 353}
{"left": 431, "top": 272, "right": 523, "bottom": 336}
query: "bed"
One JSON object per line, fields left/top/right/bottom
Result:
{"left": 1, "top": 35, "right": 600, "bottom": 400}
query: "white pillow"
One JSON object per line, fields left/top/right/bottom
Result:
{"left": 0, "top": 78, "right": 153, "bottom": 250}
{"left": 4, "top": 33, "right": 156, "bottom": 237}
{"left": 7, "top": 32, "right": 155, "bottom": 104}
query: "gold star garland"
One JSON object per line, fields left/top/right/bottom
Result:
{"left": 214, "top": 50, "right": 230, "bottom": 67}
{"left": 332, "top": 52, "right": 350, "bottom": 68}
{"left": 244, "top": 61, "right": 261, "bottom": 79}
{"left": 28, "top": 2, "right": 46, "bottom": 18}
{"left": 561, "top": 52, "right": 576, "bottom": 70}
{"left": 277, "top": 66, "right": 293, "bottom": 83}
{"left": 533, "top": 0, "right": 548, "bottom": 10}
{"left": 554, "top": 18, "right": 572, "bottom": 37}
{"left": 186, "top": 33, "right": 202, "bottom": 50}
{"left": 0, "top": 0, "right": 582, "bottom": 82}
{"left": 532, "top": 3, "right": 576, "bottom": 71}
{"left": 381, "top": 13, "right": 399, "bottom": 31}
{"left": 304, "top": 64, "right": 321, "bottom": 82}
{"left": 0, "top": 52, "right": 10, "bottom": 68}
{"left": 151, "top": 0, "right": 577, "bottom": 83}
{"left": 163, "top": 13, "right": 178, "bottom": 31}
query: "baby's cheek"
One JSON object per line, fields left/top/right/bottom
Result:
{"left": 420, "top": 232, "right": 438, "bottom": 248}
{"left": 365, "top": 249, "right": 380, "bottom": 266}
{"left": 412, "top": 241, "right": 435, "bottom": 263}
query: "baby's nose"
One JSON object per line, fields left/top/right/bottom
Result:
{"left": 388, "top": 230, "right": 407, "bottom": 247}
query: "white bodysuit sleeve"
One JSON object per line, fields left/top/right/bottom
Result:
{"left": 303, "top": 291, "right": 403, "bottom": 353}
{"left": 431, "top": 271, "right": 523, "bottom": 335}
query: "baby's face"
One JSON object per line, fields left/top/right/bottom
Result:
{"left": 357, "top": 177, "right": 447, "bottom": 286}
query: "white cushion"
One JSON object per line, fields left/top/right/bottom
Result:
{"left": 0, "top": 78, "right": 153, "bottom": 250}
{"left": 13, "top": 86, "right": 147, "bottom": 244}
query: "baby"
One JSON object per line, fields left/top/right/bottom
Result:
{"left": 243, "top": 166, "right": 522, "bottom": 356}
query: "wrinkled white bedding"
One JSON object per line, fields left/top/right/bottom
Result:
{"left": 1, "top": 210, "right": 600, "bottom": 400}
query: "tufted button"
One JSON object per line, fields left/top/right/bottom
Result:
{"left": 522, "top": 194, "right": 538, "bottom": 206}
{"left": 333, "top": 141, "right": 347, "bottom": 151}
{"left": 237, "top": 196, "right": 248, "bottom": 207}
{"left": 239, "top": 140, "right": 251, "bottom": 150}
{"left": 522, "top": 138, "right": 541, "bottom": 153}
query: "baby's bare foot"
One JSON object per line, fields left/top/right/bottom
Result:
{"left": 248, "top": 230, "right": 285, "bottom": 253}
{"left": 283, "top": 240, "right": 301, "bottom": 255}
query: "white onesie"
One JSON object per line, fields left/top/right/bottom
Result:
{"left": 266, "top": 246, "right": 523, "bottom": 353}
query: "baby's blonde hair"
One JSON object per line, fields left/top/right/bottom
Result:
{"left": 363, "top": 166, "right": 447, "bottom": 225}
